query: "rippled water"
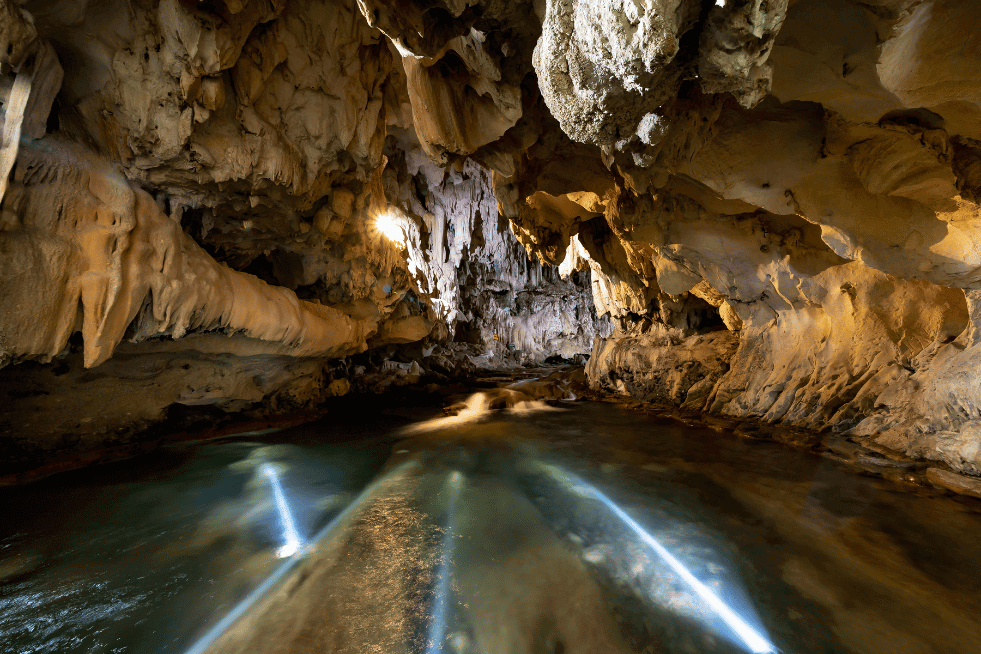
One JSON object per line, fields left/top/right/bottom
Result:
{"left": 2, "top": 397, "right": 980, "bottom": 654}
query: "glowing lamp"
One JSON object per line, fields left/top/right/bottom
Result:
{"left": 376, "top": 211, "right": 407, "bottom": 244}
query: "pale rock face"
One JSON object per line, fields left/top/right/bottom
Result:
{"left": 402, "top": 30, "right": 523, "bottom": 165}
{"left": 0, "top": 138, "right": 368, "bottom": 369}
{"left": 587, "top": 327, "right": 739, "bottom": 408}
{"left": 936, "top": 422, "right": 981, "bottom": 476}
{"left": 877, "top": 0, "right": 981, "bottom": 138}
{"left": 395, "top": 147, "right": 609, "bottom": 363}
{"left": 533, "top": 0, "right": 701, "bottom": 149}
{"left": 697, "top": 0, "right": 789, "bottom": 108}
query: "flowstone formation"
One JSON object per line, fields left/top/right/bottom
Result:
{"left": 2, "top": 0, "right": 981, "bottom": 490}
{"left": 356, "top": 0, "right": 981, "bottom": 489}
{"left": 0, "top": 0, "right": 605, "bottom": 469}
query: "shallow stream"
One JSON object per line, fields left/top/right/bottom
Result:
{"left": 2, "top": 396, "right": 980, "bottom": 654}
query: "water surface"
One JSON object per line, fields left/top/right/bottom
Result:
{"left": 1, "top": 398, "right": 979, "bottom": 654}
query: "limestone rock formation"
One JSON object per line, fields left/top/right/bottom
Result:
{"left": 0, "top": 0, "right": 601, "bottom": 468}
{"left": 353, "top": 0, "right": 981, "bottom": 482}
{"left": 2, "top": 0, "right": 981, "bottom": 486}
{"left": 533, "top": 0, "right": 701, "bottom": 150}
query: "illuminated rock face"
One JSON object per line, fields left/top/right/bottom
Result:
{"left": 355, "top": 0, "right": 981, "bottom": 476}
{"left": 3, "top": 0, "right": 981, "bottom": 477}
{"left": 0, "top": 0, "right": 604, "bottom": 459}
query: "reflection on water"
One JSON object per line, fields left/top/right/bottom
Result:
{"left": 533, "top": 462, "right": 775, "bottom": 653}
{"left": 402, "top": 392, "right": 493, "bottom": 434}
{"left": 426, "top": 471, "right": 463, "bottom": 654}
{"left": 2, "top": 398, "right": 981, "bottom": 654}
{"left": 259, "top": 463, "right": 303, "bottom": 559}
{"left": 0, "top": 435, "right": 394, "bottom": 654}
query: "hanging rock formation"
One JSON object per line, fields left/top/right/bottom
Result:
{"left": 2, "top": 0, "right": 981, "bottom": 485}
{"left": 0, "top": 0, "right": 606, "bottom": 469}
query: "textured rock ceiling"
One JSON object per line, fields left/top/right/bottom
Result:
{"left": 2, "top": 0, "right": 981, "bottom": 479}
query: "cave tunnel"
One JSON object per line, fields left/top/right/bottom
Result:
{"left": 1, "top": 0, "right": 981, "bottom": 652}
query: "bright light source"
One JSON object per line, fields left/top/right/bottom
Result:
{"left": 276, "top": 540, "right": 300, "bottom": 558}
{"left": 376, "top": 211, "right": 406, "bottom": 244}
{"left": 545, "top": 465, "right": 777, "bottom": 654}
{"left": 260, "top": 463, "right": 303, "bottom": 559}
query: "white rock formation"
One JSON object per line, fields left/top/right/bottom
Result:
{"left": 533, "top": 0, "right": 701, "bottom": 149}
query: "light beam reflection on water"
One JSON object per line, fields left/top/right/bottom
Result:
{"left": 180, "top": 458, "right": 420, "bottom": 654}
{"left": 259, "top": 463, "right": 302, "bottom": 558}
{"left": 6, "top": 399, "right": 981, "bottom": 654}
{"left": 426, "top": 471, "right": 464, "bottom": 654}
{"left": 535, "top": 461, "right": 777, "bottom": 654}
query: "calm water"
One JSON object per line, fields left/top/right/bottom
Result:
{"left": 1, "top": 397, "right": 980, "bottom": 654}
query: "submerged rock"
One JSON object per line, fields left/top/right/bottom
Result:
{"left": 926, "top": 467, "right": 981, "bottom": 500}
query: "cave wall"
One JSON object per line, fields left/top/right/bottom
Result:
{"left": 354, "top": 0, "right": 981, "bottom": 479}
{"left": 0, "top": 0, "right": 602, "bottom": 469}
{"left": 3, "top": 0, "right": 981, "bottom": 481}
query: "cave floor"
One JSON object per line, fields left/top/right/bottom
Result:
{"left": 1, "top": 398, "right": 979, "bottom": 654}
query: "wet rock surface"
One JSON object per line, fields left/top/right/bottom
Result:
{"left": 926, "top": 467, "right": 981, "bottom": 500}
